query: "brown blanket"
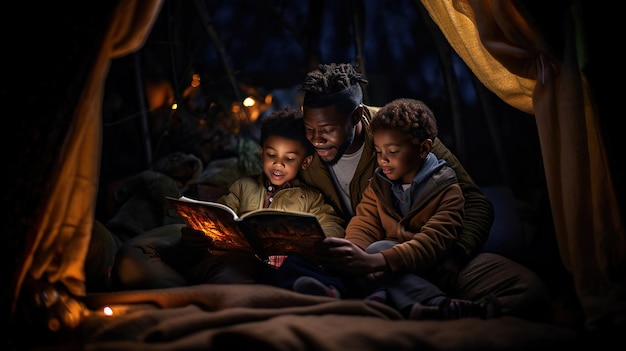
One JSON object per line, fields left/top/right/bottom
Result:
{"left": 80, "top": 284, "right": 580, "bottom": 350}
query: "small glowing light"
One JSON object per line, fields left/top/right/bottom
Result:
{"left": 171, "top": 103, "right": 178, "bottom": 110}
{"left": 191, "top": 74, "right": 201, "bottom": 88}
{"left": 103, "top": 306, "right": 114, "bottom": 316}
{"left": 243, "top": 96, "right": 256, "bottom": 107}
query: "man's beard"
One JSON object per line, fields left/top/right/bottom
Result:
{"left": 324, "top": 127, "right": 355, "bottom": 166}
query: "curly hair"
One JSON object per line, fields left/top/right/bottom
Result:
{"left": 260, "top": 107, "right": 314, "bottom": 156}
{"left": 370, "top": 98, "right": 438, "bottom": 145}
{"left": 299, "top": 63, "right": 368, "bottom": 116}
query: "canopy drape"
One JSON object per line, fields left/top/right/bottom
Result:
{"left": 10, "top": 0, "right": 164, "bottom": 319}
{"left": 421, "top": 0, "right": 624, "bottom": 324}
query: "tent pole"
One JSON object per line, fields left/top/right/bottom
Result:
{"left": 133, "top": 51, "right": 153, "bottom": 169}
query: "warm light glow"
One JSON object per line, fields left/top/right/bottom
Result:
{"left": 243, "top": 96, "right": 256, "bottom": 107}
{"left": 103, "top": 306, "right": 113, "bottom": 316}
{"left": 98, "top": 304, "right": 132, "bottom": 316}
{"left": 171, "top": 103, "right": 178, "bottom": 110}
{"left": 191, "top": 73, "right": 201, "bottom": 88}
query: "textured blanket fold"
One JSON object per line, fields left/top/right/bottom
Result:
{"left": 79, "top": 284, "right": 579, "bottom": 350}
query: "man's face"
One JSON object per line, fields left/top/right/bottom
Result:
{"left": 302, "top": 105, "right": 354, "bottom": 165}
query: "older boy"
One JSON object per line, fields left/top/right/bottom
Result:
{"left": 316, "top": 98, "right": 497, "bottom": 319}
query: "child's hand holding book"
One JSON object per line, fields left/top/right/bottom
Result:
{"left": 181, "top": 226, "right": 215, "bottom": 250}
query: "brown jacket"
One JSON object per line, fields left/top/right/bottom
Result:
{"left": 345, "top": 166, "right": 464, "bottom": 275}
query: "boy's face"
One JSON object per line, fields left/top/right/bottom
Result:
{"left": 260, "top": 135, "right": 313, "bottom": 187}
{"left": 302, "top": 105, "right": 354, "bottom": 165}
{"left": 373, "top": 128, "right": 424, "bottom": 184}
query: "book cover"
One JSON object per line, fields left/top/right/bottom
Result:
{"left": 166, "top": 196, "right": 326, "bottom": 262}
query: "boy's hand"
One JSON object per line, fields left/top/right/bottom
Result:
{"left": 180, "top": 226, "right": 214, "bottom": 249}
{"left": 317, "top": 237, "right": 387, "bottom": 275}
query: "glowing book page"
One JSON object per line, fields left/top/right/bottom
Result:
{"left": 167, "top": 196, "right": 325, "bottom": 261}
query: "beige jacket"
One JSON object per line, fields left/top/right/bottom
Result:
{"left": 218, "top": 174, "right": 345, "bottom": 238}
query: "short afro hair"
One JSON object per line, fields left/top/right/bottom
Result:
{"left": 260, "top": 107, "right": 314, "bottom": 156}
{"left": 370, "top": 98, "right": 438, "bottom": 145}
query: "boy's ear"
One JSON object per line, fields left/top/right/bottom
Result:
{"left": 420, "top": 139, "right": 433, "bottom": 158}
{"left": 300, "top": 155, "right": 314, "bottom": 170}
{"left": 258, "top": 146, "right": 263, "bottom": 159}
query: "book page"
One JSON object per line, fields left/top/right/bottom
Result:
{"left": 239, "top": 211, "right": 325, "bottom": 260}
{"left": 167, "top": 197, "right": 252, "bottom": 252}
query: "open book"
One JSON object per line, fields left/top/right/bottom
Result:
{"left": 166, "top": 196, "right": 326, "bottom": 263}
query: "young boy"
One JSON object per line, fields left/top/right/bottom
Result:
{"left": 112, "top": 107, "right": 344, "bottom": 289}
{"left": 214, "top": 106, "right": 344, "bottom": 264}
{"left": 303, "top": 98, "right": 499, "bottom": 319}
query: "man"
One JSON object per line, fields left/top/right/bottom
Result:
{"left": 296, "top": 62, "right": 551, "bottom": 322}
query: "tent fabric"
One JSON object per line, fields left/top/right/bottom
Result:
{"left": 421, "top": 0, "right": 625, "bottom": 324}
{"left": 10, "top": 0, "right": 624, "bottom": 338}
{"left": 421, "top": 1, "right": 536, "bottom": 114}
{"left": 10, "top": 0, "right": 164, "bottom": 318}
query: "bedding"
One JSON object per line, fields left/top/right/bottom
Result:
{"left": 72, "top": 284, "right": 580, "bottom": 350}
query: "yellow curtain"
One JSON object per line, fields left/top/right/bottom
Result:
{"left": 11, "top": 0, "right": 163, "bottom": 317}
{"left": 421, "top": 0, "right": 625, "bottom": 324}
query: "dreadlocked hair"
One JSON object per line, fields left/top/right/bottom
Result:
{"left": 371, "top": 98, "right": 438, "bottom": 145}
{"left": 300, "top": 63, "right": 368, "bottom": 95}
{"left": 260, "top": 106, "right": 315, "bottom": 156}
{"left": 300, "top": 63, "right": 369, "bottom": 116}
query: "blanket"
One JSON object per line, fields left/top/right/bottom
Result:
{"left": 76, "top": 284, "right": 580, "bottom": 350}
